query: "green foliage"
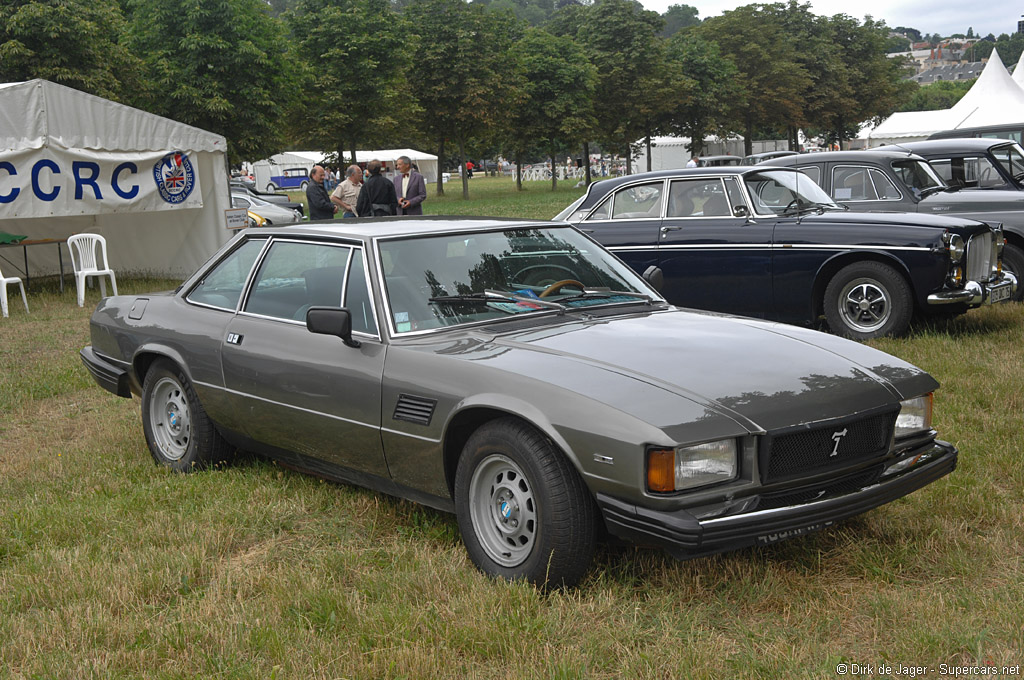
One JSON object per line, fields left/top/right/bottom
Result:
{"left": 898, "top": 80, "right": 974, "bottom": 112}
{"left": 970, "top": 34, "right": 1024, "bottom": 67}
{"left": 0, "top": 0, "right": 143, "bottom": 101}
{"left": 884, "top": 34, "right": 911, "bottom": 53}
{"left": 126, "top": 0, "right": 294, "bottom": 163}
{"left": 660, "top": 3, "right": 700, "bottom": 38}
{"left": 894, "top": 26, "right": 922, "bottom": 43}
{"left": 284, "top": 0, "right": 413, "bottom": 163}
{"left": 665, "top": 33, "right": 739, "bottom": 155}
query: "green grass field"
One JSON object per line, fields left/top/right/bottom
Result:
{"left": 2, "top": 178, "right": 1023, "bottom": 678}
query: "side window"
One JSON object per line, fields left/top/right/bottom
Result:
{"left": 345, "top": 250, "right": 378, "bottom": 335}
{"left": 667, "top": 179, "right": 729, "bottom": 217}
{"left": 244, "top": 241, "right": 352, "bottom": 322}
{"left": 930, "top": 159, "right": 954, "bottom": 183}
{"left": 232, "top": 196, "right": 250, "bottom": 209}
{"left": 610, "top": 181, "right": 663, "bottom": 219}
{"left": 832, "top": 167, "right": 875, "bottom": 201}
{"left": 797, "top": 166, "right": 821, "bottom": 185}
{"left": 869, "top": 168, "right": 901, "bottom": 200}
{"left": 724, "top": 177, "right": 746, "bottom": 215}
{"left": 186, "top": 238, "right": 266, "bottom": 310}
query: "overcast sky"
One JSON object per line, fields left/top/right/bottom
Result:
{"left": 638, "top": 0, "right": 1022, "bottom": 39}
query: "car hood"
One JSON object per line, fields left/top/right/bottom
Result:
{"left": 800, "top": 209, "right": 990, "bottom": 234}
{"left": 485, "top": 309, "right": 935, "bottom": 433}
{"left": 920, "top": 188, "right": 1024, "bottom": 214}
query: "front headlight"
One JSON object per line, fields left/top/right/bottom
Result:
{"left": 895, "top": 394, "right": 933, "bottom": 438}
{"left": 647, "top": 439, "right": 739, "bottom": 492}
{"left": 944, "top": 233, "right": 965, "bottom": 263}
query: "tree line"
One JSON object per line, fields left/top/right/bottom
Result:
{"left": 1, "top": 0, "right": 913, "bottom": 196}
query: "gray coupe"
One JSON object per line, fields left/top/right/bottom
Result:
{"left": 81, "top": 218, "right": 957, "bottom": 587}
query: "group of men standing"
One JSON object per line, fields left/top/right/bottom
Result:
{"left": 305, "top": 156, "right": 427, "bottom": 221}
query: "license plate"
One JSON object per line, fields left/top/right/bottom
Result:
{"left": 990, "top": 285, "right": 1012, "bottom": 303}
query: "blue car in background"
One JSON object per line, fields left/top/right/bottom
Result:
{"left": 555, "top": 167, "right": 1014, "bottom": 339}
{"left": 265, "top": 167, "right": 310, "bottom": 192}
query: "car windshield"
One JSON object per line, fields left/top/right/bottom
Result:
{"left": 743, "top": 169, "right": 840, "bottom": 215}
{"left": 378, "top": 227, "right": 659, "bottom": 333}
{"left": 890, "top": 160, "right": 945, "bottom": 197}
{"left": 992, "top": 143, "right": 1024, "bottom": 181}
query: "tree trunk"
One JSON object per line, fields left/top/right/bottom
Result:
{"left": 625, "top": 145, "right": 632, "bottom": 175}
{"left": 437, "top": 136, "right": 446, "bottom": 196}
{"left": 550, "top": 152, "right": 557, "bottom": 191}
{"left": 459, "top": 136, "right": 468, "bottom": 200}
{"left": 583, "top": 142, "right": 591, "bottom": 186}
{"left": 349, "top": 141, "right": 357, "bottom": 168}
{"left": 645, "top": 133, "right": 652, "bottom": 172}
{"left": 744, "top": 115, "right": 754, "bottom": 157}
{"left": 515, "top": 150, "right": 523, "bottom": 191}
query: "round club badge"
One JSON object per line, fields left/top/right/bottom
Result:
{"left": 153, "top": 151, "right": 196, "bottom": 204}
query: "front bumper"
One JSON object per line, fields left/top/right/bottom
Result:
{"left": 80, "top": 346, "right": 132, "bottom": 398}
{"left": 927, "top": 271, "right": 1017, "bottom": 306}
{"left": 597, "top": 440, "right": 957, "bottom": 560}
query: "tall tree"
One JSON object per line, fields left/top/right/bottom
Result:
{"left": 504, "top": 27, "right": 596, "bottom": 190}
{"left": 285, "top": 0, "right": 412, "bottom": 166}
{"left": 697, "top": 3, "right": 811, "bottom": 155}
{"left": 405, "top": 0, "right": 522, "bottom": 198}
{"left": 0, "top": 0, "right": 143, "bottom": 101}
{"left": 665, "top": 33, "right": 740, "bottom": 156}
{"left": 126, "top": 0, "right": 293, "bottom": 163}
{"left": 660, "top": 4, "right": 700, "bottom": 38}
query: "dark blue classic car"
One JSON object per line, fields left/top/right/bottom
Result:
{"left": 555, "top": 167, "right": 1015, "bottom": 339}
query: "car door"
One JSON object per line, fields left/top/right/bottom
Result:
{"left": 829, "top": 164, "right": 909, "bottom": 212}
{"left": 578, "top": 179, "right": 664, "bottom": 278}
{"left": 220, "top": 238, "right": 388, "bottom": 477}
{"left": 657, "top": 175, "right": 774, "bottom": 317}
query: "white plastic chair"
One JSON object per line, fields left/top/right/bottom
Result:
{"left": 67, "top": 233, "right": 118, "bottom": 307}
{"left": 0, "top": 262, "right": 29, "bottom": 317}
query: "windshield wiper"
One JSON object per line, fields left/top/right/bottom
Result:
{"left": 429, "top": 291, "right": 566, "bottom": 313}
{"left": 559, "top": 289, "right": 654, "bottom": 304}
{"left": 919, "top": 186, "right": 945, "bottom": 198}
{"left": 782, "top": 201, "right": 835, "bottom": 216}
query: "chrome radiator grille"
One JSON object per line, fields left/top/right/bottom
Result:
{"left": 966, "top": 231, "right": 995, "bottom": 282}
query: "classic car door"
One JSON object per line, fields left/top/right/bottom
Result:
{"left": 656, "top": 176, "right": 775, "bottom": 317}
{"left": 578, "top": 179, "right": 664, "bottom": 278}
{"left": 220, "top": 238, "right": 388, "bottom": 477}
{"left": 829, "top": 164, "right": 909, "bottom": 212}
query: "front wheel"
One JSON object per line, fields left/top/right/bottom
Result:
{"left": 266, "top": 183, "right": 277, "bottom": 192}
{"left": 141, "top": 359, "right": 233, "bottom": 471}
{"left": 1001, "top": 242, "right": 1024, "bottom": 301}
{"left": 454, "top": 417, "right": 596, "bottom": 589}
{"left": 300, "top": 180, "right": 308, "bottom": 191}
{"left": 823, "top": 261, "right": 913, "bottom": 340}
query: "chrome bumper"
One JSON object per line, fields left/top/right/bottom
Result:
{"left": 926, "top": 271, "right": 1017, "bottom": 306}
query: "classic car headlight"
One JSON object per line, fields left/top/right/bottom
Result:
{"left": 647, "top": 439, "right": 738, "bottom": 493}
{"left": 944, "top": 233, "right": 965, "bottom": 263}
{"left": 895, "top": 394, "right": 933, "bottom": 438}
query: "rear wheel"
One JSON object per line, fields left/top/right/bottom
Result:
{"left": 300, "top": 180, "right": 309, "bottom": 191}
{"left": 454, "top": 417, "right": 596, "bottom": 589}
{"left": 1001, "top": 242, "right": 1024, "bottom": 301}
{"left": 141, "top": 359, "right": 233, "bottom": 472}
{"left": 824, "top": 261, "right": 913, "bottom": 340}
{"left": 266, "top": 183, "right": 277, "bottom": 192}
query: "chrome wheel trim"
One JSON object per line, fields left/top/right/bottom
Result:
{"left": 149, "top": 376, "right": 191, "bottom": 461}
{"left": 838, "top": 277, "right": 891, "bottom": 334}
{"left": 468, "top": 454, "right": 537, "bottom": 568}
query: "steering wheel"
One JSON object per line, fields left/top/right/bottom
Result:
{"left": 539, "top": 279, "right": 585, "bottom": 297}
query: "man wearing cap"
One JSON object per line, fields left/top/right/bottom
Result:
{"left": 392, "top": 155, "right": 427, "bottom": 216}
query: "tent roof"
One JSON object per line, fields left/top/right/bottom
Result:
{"left": 0, "top": 79, "right": 225, "bottom": 154}
{"left": 259, "top": 149, "right": 439, "bottom": 166}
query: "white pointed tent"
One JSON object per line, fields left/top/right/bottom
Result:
{"left": 867, "top": 50, "right": 1024, "bottom": 145}
{"left": 0, "top": 79, "right": 232, "bottom": 279}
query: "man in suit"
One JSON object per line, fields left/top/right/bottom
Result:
{"left": 393, "top": 155, "right": 427, "bottom": 216}
{"left": 306, "top": 165, "right": 338, "bottom": 220}
{"left": 356, "top": 159, "right": 398, "bottom": 217}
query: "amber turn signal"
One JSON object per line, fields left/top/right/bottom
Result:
{"left": 647, "top": 448, "right": 675, "bottom": 492}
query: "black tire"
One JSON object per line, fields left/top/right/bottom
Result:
{"left": 1001, "top": 242, "right": 1024, "bottom": 302}
{"left": 454, "top": 417, "right": 597, "bottom": 589}
{"left": 300, "top": 180, "right": 308, "bottom": 191}
{"left": 266, "top": 183, "right": 277, "bottom": 192}
{"left": 823, "top": 261, "right": 913, "bottom": 340}
{"left": 141, "top": 359, "right": 233, "bottom": 472}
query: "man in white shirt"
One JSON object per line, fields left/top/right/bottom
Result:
{"left": 331, "top": 165, "right": 363, "bottom": 218}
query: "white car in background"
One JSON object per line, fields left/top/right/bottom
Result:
{"left": 231, "top": 192, "right": 302, "bottom": 225}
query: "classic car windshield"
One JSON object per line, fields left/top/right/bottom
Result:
{"left": 992, "top": 143, "right": 1024, "bottom": 181}
{"left": 890, "top": 160, "right": 944, "bottom": 196}
{"left": 379, "top": 227, "right": 657, "bottom": 333}
{"left": 743, "top": 169, "right": 839, "bottom": 215}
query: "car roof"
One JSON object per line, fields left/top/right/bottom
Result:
{"left": 252, "top": 216, "right": 558, "bottom": 241}
{"left": 896, "top": 138, "right": 1018, "bottom": 154}
{"left": 765, "top": 149, "right": 926, "bottom": 164}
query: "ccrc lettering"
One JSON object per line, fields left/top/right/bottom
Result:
{"left": 0, "top": 158, "right": 140, "bottom": 203}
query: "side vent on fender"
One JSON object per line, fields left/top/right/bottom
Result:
{"left": 393, "top": 394, "right": 438, "bottom": 426}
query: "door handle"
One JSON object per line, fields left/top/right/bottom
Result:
{"left": 660, "top": 226, "right": 682, "bottom": 234}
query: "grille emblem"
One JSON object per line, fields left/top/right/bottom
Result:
{"left": 830, "top": 428, "right": 848, "bottom": 457}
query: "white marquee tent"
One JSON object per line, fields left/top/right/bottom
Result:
{"left": 0, "top": 79, "right": 232, "bottom": 279}
{"left": 253, "top": 148, "right": 440, "bottom": 190}
{"left": 866, "top": 50, "right": 1024, "bottom": 145}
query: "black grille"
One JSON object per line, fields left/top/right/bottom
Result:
{"left": 393, "top": 394, "right": 437, "bottom": 426}
{"left": 756, "top": 465, "right": 884, "bottom": 511}
{"left": 761, "top": 409, "right": 897, "bottom": 482}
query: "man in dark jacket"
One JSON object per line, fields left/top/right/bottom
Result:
{"left": 306, "top": 165, "right": 337, "bottom": 221}
{"left": 356, "top": 160, "right": 398, "bottom": 217}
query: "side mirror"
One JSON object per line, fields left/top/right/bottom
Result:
{"left": 642, "top": 265, "right": 664, "bottom": 292}
{"left": 733, "top": 205, "right": 749, "bottom": 218}
{"left": 306, "top": 306, "right": 361, "bottom": 348}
